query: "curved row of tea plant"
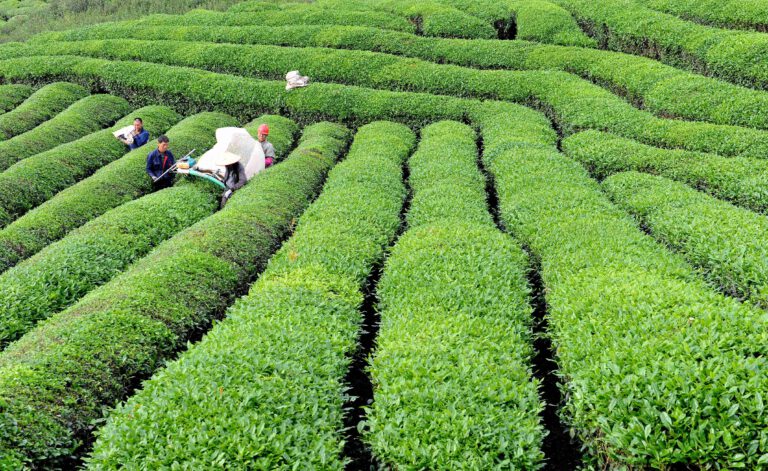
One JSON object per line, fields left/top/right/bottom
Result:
{"left": 137, "top": 7, "right": 415, "bottom": 34}
{"left": 0, "top": 83, "right": 32, "bottom": 113}
{"left": 482, "top": 104, "right": 768, "bottom": 468}
{"left": 232, "top": 0, "right": 495, "bottom": 39}
{"left": 7, "top": 44, "right": 768, "bottom": 159}
{"left": 552, "top": 0, "right": 768, "bottom": 91}
{"left": 34, "top": 22, "right": 768, "bottom": 133}
{"left": 0, "top": 113, "right": 296, "bottom": 350}
{"left": 0, "top": 93, "right": 129, "bottom": 171}
{"left": 0, "top": 105, "right": 179, "bottom": 229}
{"left": 0, "top": 112, "right": 234, "bottom": 273}
{"left": 0, "top": 81, "right": 86, "bottom": 140}
{"left": 633, "top": 0, "right": 768, "bottom": 32}
{"left": 563, "top": 130, "right": 768, "bottom": 214}
{"left": 435, "top": 0, "right": 595, "bottom": 46}
{"left": 0, "top": 120, "right": 346, "bottom": 469}
{"left": 603, "top": 171, "right": 768, "bottom": 309}
{"left": 87, "top": 120, "right": 412, "bottom": 469}
{"left": 0, "top": 181, "right": 218, "bottom": 349}
{"left": 364, "top": 121, "right": 544, "bottom": 469}
{"left": 0, "top": 53, "right": 552, "bottom": 129}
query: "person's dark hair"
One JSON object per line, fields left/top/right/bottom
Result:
{"left": 134, "top": 117, "right": 143, "bottom": 124}
{"left": 157, "top": 135, "right": 169, "bottom": 144}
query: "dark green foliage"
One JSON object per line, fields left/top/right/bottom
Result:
{"left": 0, "top": 92, "right": 130, "bottom": 171}
{"left": 604, "top": 171, "right": 768, "bottom": 308}
{"left": 0, "top": 105, "right": 180, "bottom": 229}
{"left": 0, "top": 81, "right": 87, "bottom": 140}
{"left": 481, "top": 104, "right": 768, "bottom": 468}
{"left": 87, "top": 121, "right": 410, "bottom": 469}
{"left": 0, "top": 83, "right": 33, "bottom": 113}
{"left": 0, "top": 120, "right": 346, "bottom": 468}
{"left": 364, "top": 121, "right": 544, "bottom": 469}
{"left": 563, "top": 130, "right": 768, "bottom": 214}
{"left": 0, "top": 112, "right": 236, "bottom": 273}
{"left": 4, "top": 41, "right": 768, "bottom": 158}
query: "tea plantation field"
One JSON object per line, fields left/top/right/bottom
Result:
{"left": 0, "top": 0, "right": 767, "bottom": 469}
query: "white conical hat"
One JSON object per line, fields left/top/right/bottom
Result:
{"left": 213, "top": 151, "right": 241, "bottom": 166}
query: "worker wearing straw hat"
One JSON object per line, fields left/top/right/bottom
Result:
{"left": 217, "top": 151, "right": 247, "bottom": 208}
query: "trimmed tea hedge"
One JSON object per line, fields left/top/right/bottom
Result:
{"left": 634, "top": 0, "right": 768, "bottom": 32}
{"left": 0, "top": 83, "right": 33, "bottom": 113}
{"left": 364, "top": 121, "right": 544, "bottom": 469}
{"left": 0, "top": 121, "right": 349, "bottom": 469}
{"left": 0, "top": 112, "right": 236, "bottom": 273}
{"left": 5, "top": 45, "right": 768, "bottom": 158}
{"left": 553, "top": 0, "right": 768, "bottom": 91}
{"left": 87, "top": 121, "right": 411, "bottom": 469}
{"left": 0, "top": 114, "right": 297, "bottom": 349}
{"left": 0, "top": 81, "right": 87, "bottom": 140}
{"left": 34, "top": 22, "right": 768, "bottom": 132}
{"left": 0, "top": 54, "right": 528, "bottom": 127}
{"left": 481, "top": 107, "right": 768, "bottom": 468}
{"left": 140, "top": 7, "right": 415, "bottom": 33}
{"left": 436, "top": 0, "right": 596, "bottom": 46}
{"left": 0, "top": 181, "right": 218, "bottom": 349}
{"left": 563, "top": 130, "right": 768, "bottom": 214}
{"left": 603, "top": 171, "right": 768, "bottom": 308}
{"left": 233, "top": 0, "right": 496, "bottom": 39}
{"left": 0, "top": 93, "right": 130, "bottom": 171}
{"left": 0, "top": 105, "right": 180, "bottom": 229}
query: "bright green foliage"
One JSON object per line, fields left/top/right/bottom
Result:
{"left": 604, "top": 171, "right": 768, "bottom": 308}
{"left": 0, "top": 121, "right": 345, "bottom": 468}
{"left": 233, "top": 0, "right": 495, "bottom": 39}
{"left": 4, "top": 45, "right": 768, "bottom": 158}
{"left": 563, "top": 130, "right": 768, "bottom": 214}
{"left": 552, "top": 0, "right": 768, "bottom": 91}
{"left": 0, "top": 81, "right": 87, "bottom": 140}
{"left": 87, "top": 121, "right": 411, "bottom": 469}
{"left": 0, "top": 83, "right": 33, "bottom": 113}
{"left": 0, "top": 105, "right": 180, "bottom": 229}
{"left": 145, "top": 7, "right": 415, "bottom": 33}
{"left": 364, "top": 121, "right": 544, "bottom": 469}
{"left": 481, "top": 105, "right": 768, "bottom": 468}
{"left": 634, "top": 0, "right": 768, "bottom": 32}
{"left": 0, "top": 112, "right": 236, "bottom": 273}
{"left": 34, "top": 22, "right": 768, "bottom": 133}
{"left": 316, "top": 0, "right": 495, "bottom": 39}
{"left": 0, "top": 114, "right": 295, "bottom": 350}
{"left": 437, "top": 0, "right": 596, "bottom": 46}
{"left": 0, "top": 180, "right": 218, "bottom": 349}
{"left": 0, "top": 54, "right": 524, "bottom": 126}
{"left": 0, "top": 93, "right": 129, "bottom": 171}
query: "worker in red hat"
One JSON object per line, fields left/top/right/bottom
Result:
{"left": 257, "top": 124, "right": 276, "bottom": 167}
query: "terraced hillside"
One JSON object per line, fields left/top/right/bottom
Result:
{"left": 0, "top": 0, "right": 767, "bottom": 469}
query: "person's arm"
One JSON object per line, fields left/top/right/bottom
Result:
{"left": 131, "top": 130, "right": 150, "bottom": 149}
{"left": 232, "top": 163, "right": 247, "bottom": 190}
{"left": 263, "top": 142, "right": 275, "bottom": 167}
{"left": 146, "top": 152, "right": 160, "bottom": 179}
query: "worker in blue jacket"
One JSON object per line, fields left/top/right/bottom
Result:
{"left": 120, "top": 117, "right": 150, "bottom": 149}
{"left": 146, "top": 135, "right": 175, "bottom": 191}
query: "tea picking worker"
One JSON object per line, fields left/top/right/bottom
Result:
{"left": 257, "top": 124, "right": 276, "bottom": 167}
{"left": 218, "top": 151, "right": 247, "bottom": 208}
{"left": 121, "top": 117, "right": 150, "bottom": 149}
{"left": 146, "top": 135, "right": 176, "bottom": 191}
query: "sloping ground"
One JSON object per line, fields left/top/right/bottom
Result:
{"left": 1, "top": 1, "right": 768, "bottom": 469}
